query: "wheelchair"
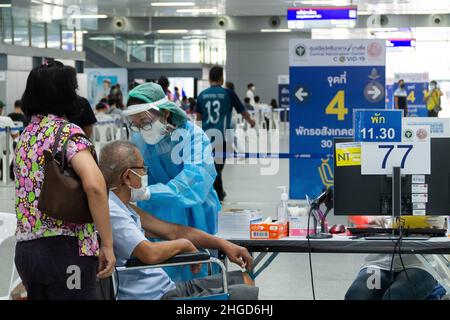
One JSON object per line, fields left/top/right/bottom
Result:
{"left": 98, "top": 251, "right": 230, "bottom": 300}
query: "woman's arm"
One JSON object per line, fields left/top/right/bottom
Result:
{"left": 71, "top": 149, "right": 115, "bottom": 277}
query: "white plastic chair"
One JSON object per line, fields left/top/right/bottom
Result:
{"left": 0, "top": 212, "right": 18, "bottom": 300}
{"left": 93, "top": 121, "right": 114, "bottom": 157}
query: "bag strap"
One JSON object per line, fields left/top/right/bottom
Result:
{"left": 59, "top": 132, "right": 98, "bottom": 172}
{"left": 52, "top": 122, "right": 69, "bottom": 157}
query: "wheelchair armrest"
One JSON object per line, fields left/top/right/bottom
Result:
{"left": 125, "top": 252, "right": 211, "bottom": 268}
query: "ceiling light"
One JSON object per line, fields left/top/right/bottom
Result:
{"left": 151, "top": 2, "right": 195, "bottom": 6}
{"left": 176, "top": 8, "right": 217, "bottom": 13}
{"left": 0, "top": 4, "right": 11, "bottom": 7}
{"left": 141, "top": 44, "right": 157, "bottom": 47}
{"left": 89, "top": 36, "right": 116, "bottom": 41}
{"left": 156, "top": 29, "right": 189, "bottom": 34}
{"left": 260, "top": 29, "right": 292, "bottom": 32}
{"left": 70, "top": 14, "right": 108, "bottom": 19}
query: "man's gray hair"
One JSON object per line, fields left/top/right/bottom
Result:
{"left": 99, "top": 141, "right": 139, "bottom": 188}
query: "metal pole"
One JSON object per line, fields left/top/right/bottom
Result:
{"left": 28, "top": 18, "right": 31, "bottom": 47}
{"left": 4, "top": 127, "right": 10, "bottom": 184}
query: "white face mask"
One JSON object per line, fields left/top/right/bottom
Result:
{"left": 430, "top": 85, "right": 436, "bottom": 91}
{"left": 140, "top": 120, "right": 168, "bottom": 145}
{"left": 129, "top": 170, "right": 149, "bottom": 202}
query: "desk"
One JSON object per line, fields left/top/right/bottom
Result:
{"left": 228, "top": 235, "right": 450, "bottom": 254}
{"left": 221, "top": 235, "right": 450, "bottom": 295}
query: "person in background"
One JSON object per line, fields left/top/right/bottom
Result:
{"left": 0, "top": 99, "right": 20, "bottom": 180}
{"left": 124, "top": 82, "right": 221, "bottom": 282}
{"left": 225, "top": 81, "right": 235, "bottom": 92}
{"left": 424, "top": 80, "right": 443, "bottom": 117}
{"left": 394, "top": 79, "right": 408, "bottom": 116}
{"left": 254, "top": 96, "right": 262, "bottom": 109}
{"left": 100, "top": 141, "right": 258, "bottom": 300}
{"left": 246, "top": 83, "right": 256, "bottom": 107}
{"left": 8, "top": 100, "right": 25, "bottom": 123}
{"left": 158, "top": 76, "right": 173, "bottom": 101}
{"left": 196, "top": 66, "right": 256, "bottom": 202}
{"left": 345, "top": 216, "right": 442, "bottom": 300}
{"left": 173, "top": 87, "right": 181, "bottom": 104}
{"left": 0, "top": 99, "right": 20, "bottom": 139}
{"left": 270, "top": 99, "right": 278, "bottom": 110}
{"left": 95, "top": 101, "right": 111, "bottom": 117}
{"left": 15, "top": 60, "right": 115, "bottom": 300}
{"left": 63, "top": 67, "right": 97, "bottom": 139}
{"left": 244, "top": 97, "right": 254, "bottom": 111}
{"left": 180, "top": 96, "right": 190, "bottom": 112}
{"left": 188, "top": 97, "right": 197, "bottom": 115}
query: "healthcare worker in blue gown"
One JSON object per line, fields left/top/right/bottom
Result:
{"left": 123, "top": 82, "right": 221, "bottom": 282}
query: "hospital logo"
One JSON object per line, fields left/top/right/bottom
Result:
{"left": 295, "top": 45, "right": 307, "bottom": 57}
{"left": 404, "top": 129, "right": 413, "bottom": 140}
{"left": 367, "top": 42, "right": 383, "bottom": 58}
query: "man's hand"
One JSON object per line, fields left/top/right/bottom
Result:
{"left": 222, "top": 242, "right": 253, "bottom": 271}
{"left": 249, "top": 119, "right": 256, "bottom": 128}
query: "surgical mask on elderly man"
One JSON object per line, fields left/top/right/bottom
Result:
{"left": 129, "top": 170, "right": 150, "bottom": 202}
{"left": 140, "top": 120, "right": 169, "bottom": 145}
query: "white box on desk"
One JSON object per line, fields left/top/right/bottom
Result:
{"left": 218, "top": 210, "right": 262, "bottom": 239}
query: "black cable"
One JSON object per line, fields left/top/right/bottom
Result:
{"left": 397, "top": 225, "right": 419, "bottom": 298}
{"left": 387, "top": 218, "right": 401, "bottom": 300}
{"left": 307, "top": 205, "right": 316, "bottom": 300}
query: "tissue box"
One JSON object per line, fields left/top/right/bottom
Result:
{"left": 218, "top": 210, "right": 262, "bottom": 239}
{"left": 250, "top": 221, "right": 288, "bottom": 240}
{"left": 289, "top": 216, "right": 328, "bottom": 237}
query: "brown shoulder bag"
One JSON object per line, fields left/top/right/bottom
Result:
{"left": 37, "top": 123, "right": 97, "bottom": 224}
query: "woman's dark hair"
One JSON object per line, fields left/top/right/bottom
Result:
{"left": 158, "top": 76, "right": 170, "bottom": 93}
{"left": 270, "top": 99, "right": 278, "bottom": 108}
{"left": 21, "top": 60, "right": 79, "bottom": 118}
{"left": 96, "top": 102, "right": 108, "bottom": 112}
{"left": 225, "top": 81, "right": 235, "bottom": 91}
{"left": 254, "top": 96, "right": 260, "bottom": 103}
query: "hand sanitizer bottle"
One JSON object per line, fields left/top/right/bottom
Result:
{"left": 277, "top": 186, "right": 289, "bottom": 222}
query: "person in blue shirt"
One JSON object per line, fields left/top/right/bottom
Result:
{"left": 99, "top": 141, "right": 258, "bottom": 300}
{"left": 123, "top": 82, "right": 221, "bottom": 282}
{"left": 196, "top": 66, "right": 256, "bottom": 202}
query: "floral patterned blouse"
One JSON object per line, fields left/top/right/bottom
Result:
{"left": 14, "top": 114, "right": 99, "bottom": 257}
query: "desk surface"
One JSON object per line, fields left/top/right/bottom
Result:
{"left": 225, "top": 235, "right": 450, "bottom": 254}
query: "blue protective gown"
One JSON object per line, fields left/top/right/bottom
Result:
{"left": 132, "top": 120, "right": 222, "bottom": 282}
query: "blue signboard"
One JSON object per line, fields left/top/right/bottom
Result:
{"left": 278, "top": 83, "right": 290, "bottom": 122}
{"left": 354, "top": 109, "right": 402, "bottom": 142}
{"left": 287, "top": 6, "right": 357, "bottom": 21}
{"left": 289, "top": 39, "right": 386, "bottom": 199}
{"left": 386, "top": 39, "right": 416, "bottom": 47}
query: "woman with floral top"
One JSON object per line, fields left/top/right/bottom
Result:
{"left": 14, "top": 60, "right": 115, "bottom": 299}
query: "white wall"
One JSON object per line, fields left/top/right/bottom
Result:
{"left": 226, "top": 33, "right": 309, "bottom": 104}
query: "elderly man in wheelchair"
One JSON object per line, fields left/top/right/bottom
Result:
{"left": 99, "top": 141, "right": 258, "bottom": 300}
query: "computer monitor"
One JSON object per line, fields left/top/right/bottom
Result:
{"left": 333, "top": 137, "right": 450, "bottom": 216}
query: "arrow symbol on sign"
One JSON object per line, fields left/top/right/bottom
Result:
{"left": 295, "top": 87, "right": 309, "bottom": 102}
{"left": 368, "top": 86, "right": 381, "bottom": 100}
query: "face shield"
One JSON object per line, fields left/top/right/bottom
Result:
{"left": 123, "top": 96, "right": 168, "bottom": 132}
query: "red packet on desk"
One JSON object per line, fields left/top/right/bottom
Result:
{"left": 250, "top": 221, "right": 288, "bottom": 240}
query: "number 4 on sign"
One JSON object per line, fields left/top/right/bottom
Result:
{"left": 326, "top": 90, "right": 348, "bottom": 121}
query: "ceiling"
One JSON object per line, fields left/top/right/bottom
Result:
{"left": 14, "top": 0, "right": 450, "bottom": 19}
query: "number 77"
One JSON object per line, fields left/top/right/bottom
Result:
{"left": 378, "top": 145, "right": 414, "bottom": 169}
